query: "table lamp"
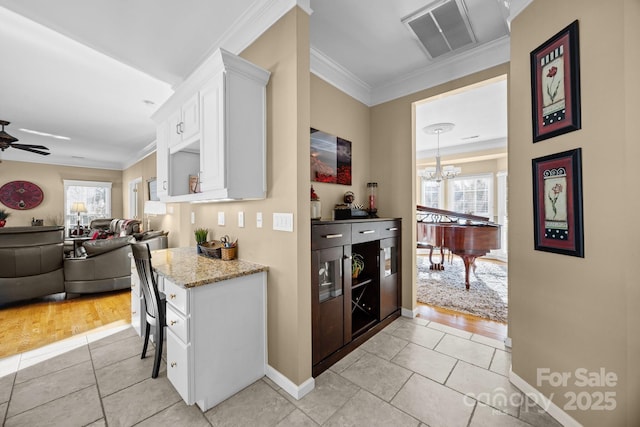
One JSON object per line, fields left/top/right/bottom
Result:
{"left": 70, "top": 202, "right": 87, "bottom": 235}
{"left": 144, "top": 200, "right": 167, "bottom": 231}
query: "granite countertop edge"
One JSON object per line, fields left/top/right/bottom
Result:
{"left": 151, "top": 247, "right": 268, "bottom": 289}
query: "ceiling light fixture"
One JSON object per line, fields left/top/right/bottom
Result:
{"left": 19, "top": 128, "right": 70, "bottom": 140}
{"left": 419, "top": 122, "right": 460, "bottom": 182}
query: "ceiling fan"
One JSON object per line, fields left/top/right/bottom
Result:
{"left": 0, "top": 120, "right": 50, "bottom": 156}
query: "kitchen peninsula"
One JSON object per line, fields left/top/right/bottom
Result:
{"left": 142, "top": 247, "right": 268, "bottom": 411}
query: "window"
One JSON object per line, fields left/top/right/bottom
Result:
{"left": 448, "top": 174, "right": 493, "bottom": 217}
{"left": 64, "top": 180, "right": 112, "bottom": 232}
{"left": 420, "top": 178, "right": 443, "bottom": 209}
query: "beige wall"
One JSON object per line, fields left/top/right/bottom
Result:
{"left": 369, "top": 63, "right": 509, "bottom": 311}
{"left": 154, "top": 8, "right": 313, "bottom": 384}
{"left": 510, "top": 1, "right": 638, "bottom": 425}
{"left": 0, "top": 160, "right": 123, "bottom": 228}
{"left": 121, "top": 153, "right": 181, "bottom": 248}
{"left": 310, "top": 75, "right": 371, "bottom": 217}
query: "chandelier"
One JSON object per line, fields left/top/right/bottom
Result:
{"left": 419, "top": 122, "right": 460, "bottom": 182}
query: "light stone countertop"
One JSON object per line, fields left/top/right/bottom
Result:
{"left": 150, "top": 246, "right": 268, "bottom": 288}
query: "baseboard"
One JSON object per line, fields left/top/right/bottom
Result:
{"left": 265, "top": 364, "right": 315, "bottom": 400}
{"left": 401, "top": 307, "right": 419, "bottom": 318}
{"left": 509, "top": 370, "right": 581, "bottom": 427}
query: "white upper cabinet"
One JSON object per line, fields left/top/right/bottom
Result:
{"left": 167, "top": 93, "right": 200, "bottom": 149}
{"left": 152, "top": 48, "right": 270, "bottom": 202}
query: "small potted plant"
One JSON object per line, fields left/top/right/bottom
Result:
{"left": 194, "top": 227, "right": 208, "bottom": 253}
{"left": 0, "top": 209, "right": 10, "bottom": 227}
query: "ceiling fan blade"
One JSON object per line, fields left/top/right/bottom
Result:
{"left": 12, "top": 145, "right": 51, "bottom": 155}
{"left": 12, "top": 143, "right": 50, "bottom": 150}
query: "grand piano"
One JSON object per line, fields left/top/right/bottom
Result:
{"left": 417, "top": 205, "right": 501, "bottom": 290}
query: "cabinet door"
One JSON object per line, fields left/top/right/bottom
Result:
{"left": 181, "top": 93, "right": 200, "bottom": 142}
{"left": 312, "top": 245, "right": 351, "bottom": 365}
{"left": 155, "top": 121, "right": 169, "bottom": 199}
{"left": 167, "top": 109, "right": 183, "bottom": 148}
{"left": 199, "top": 72, "right": 226, "bottom": 192}
{"left": 379, "top": 237, "right": 400, "bottom": 319}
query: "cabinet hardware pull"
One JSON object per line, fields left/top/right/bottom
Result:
{"left": 131, "top": 284, "right": 135, "bottom": 288}
{"left": 171, "top": 362, "right": 177, "bottom": 368}
{"left": 132, "top": 311, "right": 136, "bottom": 315}
{"left": 360, "top": 230, "right": 375, "bottom": 234}
{"left": 324, "top": 234, "right": 343, "bottom": 239}
{"left": 170, "top": 294, "right": 176, "bottom": 299}
{"left": 176, "top": 123, "right": 180, "bottom": 135}
{"left": 162, "top": 181, "right": 167, "bottom": 190}
{"left": 387, "top": 227, "right": 398, "bottom": 231}
{"left": 170, "top": 320, "right": 177, "bottom": 325}
{"left": 179, "top": 122, "right": 184, "bottom": 134}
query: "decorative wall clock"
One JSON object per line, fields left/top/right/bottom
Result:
{"left": 0, "top": 180, "right": 44, "bottom": 210}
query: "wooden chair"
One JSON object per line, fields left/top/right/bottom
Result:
{"left": 131, "top": 242, "right": 166, "bottom": 378}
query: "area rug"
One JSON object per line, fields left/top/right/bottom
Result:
{"left": 416, "top": 256, "right": 508, "bottom": 323}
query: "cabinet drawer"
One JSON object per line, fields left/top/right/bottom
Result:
{"left": 351, "top": 222, "right": 380, "bottom": 244}
{"left": 167, "top": 330, "right": 192, "bottom": 404}
{"left": 312, "top": 224, "right": 351, "bottom": 250}
{"left": 378, "top": 220, "right": 401, "bottom": 239}
{"left": 164, "top": 279, "right": 188, "bottom": 314}
{"left": 166, "top": 304, "right": 189, "bottom": 344}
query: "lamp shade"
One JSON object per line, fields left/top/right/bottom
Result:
{"left": 70, "top": 202, "right": 87, "bottom": 213}
{"left": 144, "top": 200, "right": 167, "bottom": 215}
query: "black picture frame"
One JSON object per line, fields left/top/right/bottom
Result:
{"left": 530, "top": 20, "right": 581, "bottom": 142}
{"left": 532, "top": 148, "right": 584, "bottom": 257}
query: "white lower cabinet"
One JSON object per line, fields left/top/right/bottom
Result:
{"left": 166, "top": 329, "right": 192, "bottom": 404}
{"left": 163, "top": 271, "right": 267, "bottom": 411}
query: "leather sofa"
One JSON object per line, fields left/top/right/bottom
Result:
{"left": 0, "top": 226, "right": 66, "bottom": 305}
{"left": 0, "top": 221, "right": 169, "bottom": 305}
{"left": 64, "top": 236, "right": 134, "bottom": 298}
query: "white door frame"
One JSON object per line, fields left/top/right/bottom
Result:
{"left": 129, "top": 177, "right": 143, "bottom": 219}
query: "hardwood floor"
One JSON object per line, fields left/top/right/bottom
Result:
{"left": 0, "top": 290, "right": 131, "bottom": 359}
{"left": 416, "top": 302, "right": 507, "bottom": 342}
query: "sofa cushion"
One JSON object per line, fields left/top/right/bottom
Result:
{"left": 83, "top": 236, "right": 133, "bottom": 257}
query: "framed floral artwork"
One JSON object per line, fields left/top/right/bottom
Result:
{"left": 532, "top": 148, "right": 584, "bottom": 257}
{"left": 530, "top": 20, "right": 581, "bottom": 142}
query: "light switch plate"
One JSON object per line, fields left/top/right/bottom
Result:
{"left": 218, "top": 212, "right": 225, "bottom": 226}
{"left": 273, "top": 213, "right": 294, "bottom": 232}
{"left": 238, "top": 211, "right": 245, "bottom": 228}
{"left": 190, "top": 211, "right": 195, "bottom": 224}
{"left": 256, "top": 212, "right": 263, "bottom": 228}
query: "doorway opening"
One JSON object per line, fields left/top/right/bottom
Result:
{"left": 414, "top": 75, "right": 508, "bottom": 332}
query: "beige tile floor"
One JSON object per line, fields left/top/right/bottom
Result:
{"left": 0, "top": 317, "right": 562, "bottom": 427}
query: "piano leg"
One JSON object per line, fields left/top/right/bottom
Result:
{"left": 428, "top": 246, "right": 445, "bottom": 271}
{"left": 460, "top": 255, "right": 478, "bottom": 290}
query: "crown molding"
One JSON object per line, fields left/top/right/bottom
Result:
{"left": 310, "top": 36, "right": 510, "bottom": 107}
{"left": 310, "top": 47, "right": 372, "bottom": 105}
{"left": 417, "top": 137, "right": 507, "bottom": 160}
{"left": 371, "top": 36, "right": 510, "bottom": 105}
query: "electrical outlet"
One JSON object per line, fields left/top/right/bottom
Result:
{"left": 218, "top": 212, "right": 225, "bottom": 226}
{"left": 238, "top": 211, "right": 245, "bottom": 228}
{"left": 256, "top": 212, "right": 263, "bottom": 228}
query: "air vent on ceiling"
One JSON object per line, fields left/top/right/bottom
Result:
{"left": 403, "top": 0, "right": 477, "bottom": 59}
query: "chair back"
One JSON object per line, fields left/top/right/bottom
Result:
{"left": 131, "top": 242, "right": 162, "bottom": 324}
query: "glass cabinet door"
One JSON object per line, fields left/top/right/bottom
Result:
{"left": 318, "top": 256, "right": 342, "bottom": 303}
